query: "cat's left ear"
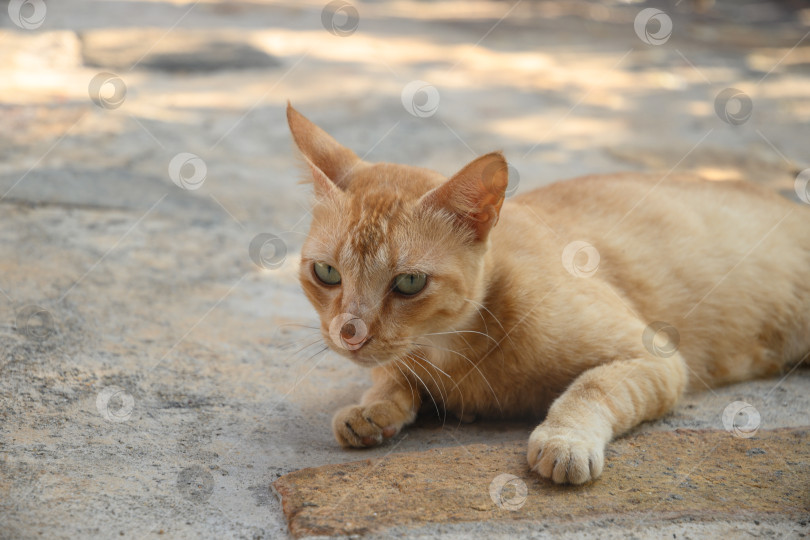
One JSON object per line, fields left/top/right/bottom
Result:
{"left": 287, "top": 102, "right": 361, "bottom": 192}
{"left": 418, "top": 152, "right": 509, "bottom": 242}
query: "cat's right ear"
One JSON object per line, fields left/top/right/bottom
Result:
{"left": 418, "top": 152, "right": 509, "bottom": 242}
{"left": 287, "top": 102, "right": 360, "bottom": 199}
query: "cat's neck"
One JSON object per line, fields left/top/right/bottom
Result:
{"left": 426, "top": 242, "right": 507, "bottom": 357}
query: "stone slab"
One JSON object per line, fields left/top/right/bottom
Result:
{"left": 273, "top": 428, "right": 810, "bottom": 538}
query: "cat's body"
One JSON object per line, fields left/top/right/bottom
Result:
{"left": 288, "top": 104, "right": 810, "bottom": 484}
{"left": 410, "top": 173, "right": 810, "bottom": 419}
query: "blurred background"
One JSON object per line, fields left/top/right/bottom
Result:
{"left": 2, "top": 1, "right": 809, "bottom": 538}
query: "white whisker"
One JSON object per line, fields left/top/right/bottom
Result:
{"left": 408, "top": 349, "right": 467, "bottom": 427}
{"left": 303, "top": 345, "right": 329, "bottom": 363}
{"left": 464, "top": 298, "right": 489, "bottom": 334}
{"left": 390, "top": 359, "right": 418, "bottom": 406}
{"left": 287, "top": 337, "right": 326, "bottom": 356}
{"left": 418, "top": 329, "right": 501, "bottom": 349}
{"left": 464, "top": 297, "right": 517, "bottom": 349}
{"left": 406, "top": 352, "right": 448, "bottom": 424}
{"left": 274, "top": 322, "right": 321, "bottom": 331}
{"left": 397, "top": 357, "right": 442, "bottom": 419}
{"left": 415, "top": 340, "right": 502, "bottom": 413}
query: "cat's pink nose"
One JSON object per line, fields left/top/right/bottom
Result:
{"left": 340, "top": 320, "right": 368, "bottom": 349}
{"left": 329, "top": 313, "right": 370, "bottom": 351}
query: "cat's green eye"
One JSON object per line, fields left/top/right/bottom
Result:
{"left": 313, "top": 262, "right": 341, "bottom": 285}
{"left": 393, "top": 273, "right": 427, "bottom": 296}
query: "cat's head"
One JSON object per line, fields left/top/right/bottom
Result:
{"left": 288, "top": 104, "right": 508, "bottom": 367}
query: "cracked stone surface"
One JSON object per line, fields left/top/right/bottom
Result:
{"left": 1, "top": 0, "right": 809, "bottom": 539}
{"left": 273, "top": 428, "right": 810, "bottom": 538}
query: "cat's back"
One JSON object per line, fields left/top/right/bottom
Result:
{"left": 511, "top": 172, "right": 809, "bottom": 249}
{"left": 516, "top": 172, "right": 798, "bottom": 222}
{"left": 503, "top": 172, "right": 810, "bottom": 381}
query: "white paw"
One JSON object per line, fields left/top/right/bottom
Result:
{"left": 527, "top": 424, "right": 605, "bottom": 485}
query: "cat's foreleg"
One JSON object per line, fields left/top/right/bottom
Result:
{"left": 527, "top": 352, "right": 687, "bottom": 484}
{"left": 332, "top": 365, "right": 421, "bottom": 448}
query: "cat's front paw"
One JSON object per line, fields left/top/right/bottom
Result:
{"left": 332, "top": 401, "right": 404, "bottom": 448}
{"left": 527, "top": 424, "right": 605, "bottom": 485}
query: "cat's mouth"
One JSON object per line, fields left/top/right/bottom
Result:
{"left": 336, "top": 344, "right": 391, "bottom": 368}
{"left": 325, "top": 333, "right": 407, "bottom": 368}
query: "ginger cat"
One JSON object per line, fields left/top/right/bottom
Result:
{"left": 287, "top": 103, "right": 810, "bottom": 484}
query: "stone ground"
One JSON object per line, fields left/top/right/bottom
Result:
{"left": 274, "top": 429, "right": 810, "bottom": 537}
{"left": 1, "top": 0, "right": 809, "bottom": 538}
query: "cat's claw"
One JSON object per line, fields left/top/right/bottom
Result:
{"left": 527, "top": 425, "right": 605, "bottom": 485}
{"left": 332, "top": 401, "right": 403, "bottom": 448}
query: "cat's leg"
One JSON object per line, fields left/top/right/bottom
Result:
{"left": 527, "top": 351, "right": 687, "bottom": 484}
{"left": 332, "top": 365, "right": 421, "bottom": 448}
